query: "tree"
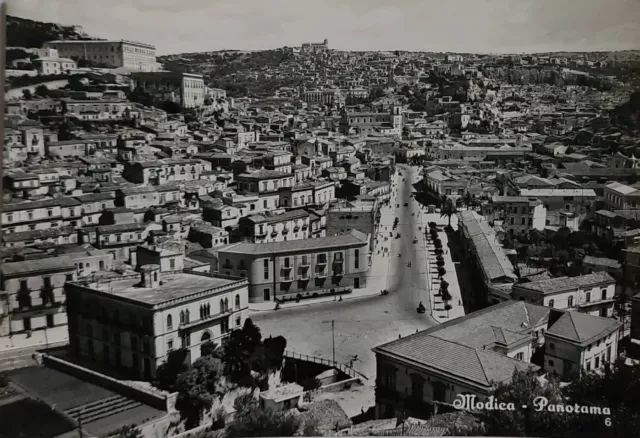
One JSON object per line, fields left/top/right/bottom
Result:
{"left": 154, "top": 348, "right": 190, "bottom": 392}
{"left": 440, "top": 283, "right": 452, "bottom": 303}
{"left": 175, "top": 355, "right": 225, "bottom": 430}
{"left": 222, "top": 318, "right": 264, "bottom": 386}
{"left": 34, "top": 84, "right": 49, "bottom": 97}
{"left": 22, "top": 89, "right": 32, "bottom": 100}
{"left": 462, "top": 191, "right": 474, "bottom": 210}
{"left": 224, "top": 393, "right": 302, "bottom": 438}
{"left": 440, "top": 198, "right": 458, "bottom": 227}
{"left": 481, "top": 369, "right": 570, "bottom": 437}
{"left": 262, "top": 335, "right": 287, "bottom": 370}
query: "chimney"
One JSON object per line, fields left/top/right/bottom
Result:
{"left": 140, "top": 264, "right": 161, "bottom": 288}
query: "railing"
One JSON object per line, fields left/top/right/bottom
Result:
{"left": 283, "top": 350, "right": 368, "bottom": 381}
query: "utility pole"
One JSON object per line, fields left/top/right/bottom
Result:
{"left": 332, "top": 320, "right": 335, "bottom": 364}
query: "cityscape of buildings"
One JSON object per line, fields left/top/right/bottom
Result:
{"left": 2, "top": 5, "right": 640, "bottom": 438}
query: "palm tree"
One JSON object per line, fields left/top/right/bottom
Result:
{"left": 440, "top": 199, "right": 458, "bottom": 227}
{"left": 462, "top": 191, "right": 473, "bottom": 210}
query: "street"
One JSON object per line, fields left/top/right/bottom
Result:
{"left": 252, "top": 165, "right": 438, "bottom": 384}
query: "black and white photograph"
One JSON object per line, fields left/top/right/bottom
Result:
{"left": 1, "top": 0, "right": 640, "bottom": 437}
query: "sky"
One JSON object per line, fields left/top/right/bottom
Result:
{"left": 8, "top": 0, "right": 640, "bottom": 55}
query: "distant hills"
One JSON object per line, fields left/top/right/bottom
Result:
{"left": 6, "top": 15, "right": 100, "bottom": 48}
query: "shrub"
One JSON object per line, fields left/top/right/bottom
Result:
{"left": 444, "top": 304, "right": 452, "bottom": 311}
{"left": 436, "top": 259, "right": 445, "bottom": 267}
{"left": 438, "top": 266, "right": 446, "bottom": 277}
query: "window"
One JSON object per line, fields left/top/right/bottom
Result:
{"left": 170, "top": 259, "right": 175, "bottom": 269}
{"left": 235, "top": 294, "right": 240, "bottom": 310}
{"left": 586, "top": 361, "right": 591, "bottom": 371}
{"left": 549, "top": 343, "right": 555, "bottom": 350}
{"left": 548, "top": 359, "right": 554, "bottom": 367}
{"left": 167, "top": 339, "right": 174, "bottom": 351}
{"left": 23, "top": 318, "right": 31, "bottom": 331}
{"left": 586, "top": 292, "right": 591, "bottom": 303}
{"left": 263, "top": 259, "right": 269, "bottom": 280}
{"left": 515, "top": 352, "right": 524, "bottom": 361}
{"left": 568, "top": 296, "right": 574, "bottom": 307}
{"left": 548, "top": 299, "right": 554, "bottom": 308}
{"left": 601, "top": 289, "right": 607, "bottom": 300}
{"left": 595, "top": 356, "right": 600, "bottom": 368}
{"left": 284, "top": 257, "right": 291, "bottom": 268}
{"left": 46, "top": 314, "right": 54, "bottom": 327}
{"left": 236, "top": 317, "right": 241, "bottom": 326}
{"left": 167, "top": 314, "right": 173, "bottom": 330}
{"left": 180, "top": 310, "right": 185, "bottom": 325}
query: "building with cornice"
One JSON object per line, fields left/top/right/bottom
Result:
{"left": 65, "top": 267, "right": 248, "bottom": 379}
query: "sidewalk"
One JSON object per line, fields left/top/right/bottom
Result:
{"left": 422, "top": 214, "right": 465, "bottom": 324}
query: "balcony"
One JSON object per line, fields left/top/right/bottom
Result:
{"left": 282, "top": 228, "right": 290, "bottom": 234}
{"left": 332, "top": 259, "right": 344, "bottom": 267}
{"left": 293, "top": 226, "right": 300, "bottom": 232}
{"left": 281, "top": 276, "right": 293, "bottom": 283}
{"left": 316, "top": 270, "right": 328, "bottom": 278}
{"left": 301, "top": 224, "right": 308, "bottom": 231}
{"left": 271, "top": 231, "right": 278, "bottom": 238}
{"left": 256, "top": 229, "right": 267, "bottom": 237}
{"left": 317, "top": 258, "right": 328, "bottom": 266}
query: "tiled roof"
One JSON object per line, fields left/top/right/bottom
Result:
{"left": 546, "top": 311, "right": 621, "bottom": 346}
{"left": 374, "top": 301, "right": 547, "bottom": 387}
{"left": 458, "top": 210, "right": 516, "bottom": 282}
{"left": 514, "top": 271, "right": 615, "bottom": 295}
{"left": 1, "top": 255, "right": 75, "bottom": 276}
{"left": 371, "top": 425, "right": 450, "bottom": 436}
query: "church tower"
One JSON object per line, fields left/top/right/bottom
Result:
{"left": 387, "top": 64, "right": 396, "bottom": 87}
{"left": 391, "top": 104, "right": 402, "bottom": 132}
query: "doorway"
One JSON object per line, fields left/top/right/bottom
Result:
{"left": 264, "top": 288, "right": 271, "bottom": 301}
{"left": 354, "top": 277, "right": 360, "bottom": 289}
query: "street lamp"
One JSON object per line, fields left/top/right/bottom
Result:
{"left": 331, "top": 320, "right": 336, "bottom": 365}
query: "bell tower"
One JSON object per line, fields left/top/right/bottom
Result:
{"left": 391, "top": 104, "right": 402, "bottom": 131}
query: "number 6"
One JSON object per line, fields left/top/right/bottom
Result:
{"left": 605, "top": 418, "right": 612, "bottom": 427}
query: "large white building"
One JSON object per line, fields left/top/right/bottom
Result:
{"left": 44, "top": 40, "right": 158, "bottom": 72}
{"left": 65, "top": 266, "right": 249, "bottom": 379}
{"left": 131, "top": 72, "right": 206, "bottom": 108}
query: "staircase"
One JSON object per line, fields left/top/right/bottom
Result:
{"left": 65, "top": 395, "right": 142, "bottom": 425}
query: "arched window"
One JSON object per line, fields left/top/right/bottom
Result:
{"left": 179, "top": 311, "right": 185, "bottom": 324}
{"left": 220, "top": 299, "right": 224, "bottom": 313}
{"left": 167, "top": 314, "right": 173, "bottom": 330}
{"left": 154, "top": 272, "right": 158, "bottom": 282}
{"left": 201, "top": 331, "right": 211, "bottom": 343}
{"left": 185, "top": 309, "right": 190, "bottom": 323}
{"left": 207, "top": 303, "right": 211, "bottom": 316}
{"left": 199, "top": 305, "right": 204, "bottom": 319}
{"left": 235, "top": 294, "right": 240, "bottom": 310}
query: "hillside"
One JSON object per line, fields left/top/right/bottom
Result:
{"left": 7, "top": 15, "right": 100, "bottom": 48}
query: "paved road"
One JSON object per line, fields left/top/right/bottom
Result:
{"left": 252, "top": 165, "right": 437, "bottom": 384}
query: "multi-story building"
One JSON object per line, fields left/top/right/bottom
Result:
{"left": 2, "top": 198, "right": 82, "bottom": 233}
{"left": 372, "top": 301, "right": 621, "bottom": 420}
{"left": 0, "top": 256, "right": 77, "bottom": 352}
{"left": 511, "top": 272, "right": 617, "bottom": 317}
{"left": 544, "top": 310, "right": 621, "bottom": 377}
{"left": 122, "top": 159, "right": 211, "bottom": 185}
{"left": 458, "top": 210, "right": 518, "bottom": 305}
{"left": 115, "top": 185, "right": 181, "bottom": 210}
{"left": 62, "top": 99, "right": 135, "bottom": 121}
{"left": 518, "top": 188, "right": 597, "bottom": 229}
{"left": 339, "top": 106, "right": 403, "bottom": 136}
{"left": 481, "top": 196, "right": 547, "bottom": 234}
{"left": 422, "top": 167, "right": 470, "bottom": 197}
{"left": 239, "top": 210, "right": 311, "bottom": 243}
{"left": 44, "top": 40, "right": 157, "bottom": 71}
{"left": 603, "top": 182, "right": 640, "bottom": 210}
{"left": 74, "top": 192, "right": 117, "bottom": 226}
{"left": 216, "top": 229, "right": 370, "bottom": 303}
{"left": 65, "top": 267, "right": 249, "bottom": 379}
{"left": 32, "top": 55, "right": 77, "bottom": 75}
{"left": 45, "top": 139, "right": 97, "bottom": 158}
{"left": 131, "top": 72, "right": 205, "bottom": 108}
